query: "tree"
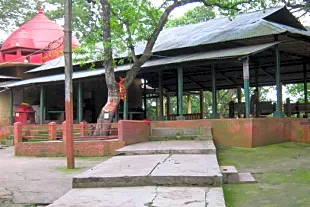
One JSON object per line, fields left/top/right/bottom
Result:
{"left": 165, "top": 5, "right": 216, "bottom": 28}
{"left": 88, "top": 0, "right": 272, "bottom": 134}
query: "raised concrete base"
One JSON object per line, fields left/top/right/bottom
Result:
{"left": 73, "top": 154, "right": 222, "bottom": 188}
{"left": 48, "top": 187, "right": 226, "bottom": 207}
{"left": 220, "top": 166, "right": 239, "bottom": 184}
{"left": 152, "top": 127, "right": 212, "bottom": 137}
{"left": 238, "top": 173, "right": 256, "bottom": 183}
{"left": 116, "top": 140, "right": 216, "bottom": 155}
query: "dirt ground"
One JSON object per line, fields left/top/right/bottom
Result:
{"left": 0, "top": 147, "right": 109, "bottom": 206}
{"left": 218, "top": 142, "right": 310, "bottom": 207}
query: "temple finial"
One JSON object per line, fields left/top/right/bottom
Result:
{"left": 38, "top": 0, "right": 45, "bottom": 13}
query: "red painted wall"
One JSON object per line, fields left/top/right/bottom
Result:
{"left": 15, "top": 140, "right": 124, "bottom": 157}
{"left": 118, "top": 120, "right": 150, "bottom": 145}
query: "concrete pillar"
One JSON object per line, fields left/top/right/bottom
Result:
{"left": 243, "top": 58, "right": 250, "bottom": 118}
{"left": 40, "top": 86, "right": 45, "bottom": 124}
{"left": 9, "top": 89, "right": 14, "bottom": 125}
{"left": 158, "top": 71, "right": 164, "bottom": 120}
{"left": 143, "top": 79, "right": 147, "bottom": 119}
{"left": 200, "top": 89, "right": 204, "bottom": 119}
{"left": 48, "top": 122, "right": 57, "bottom": 140}
{"left": 123, "top": 90, "right": 129, "bottom": 120}
{"left": 211, "top": 65, "right": 219, "bottom": 119}
{"left": 177, "top": 67, "right": 184, "bottom": 120}
{"left": 77, "top": 82, "right": 83, "bottom": 123}
{"left": 187, "top": 95, "right": 192, "bottom": 114}
{"left": 14, "top": 122, "right": 22, "bottom": 144}
{"left": 274, "top": 44, "right": 285, "bottom": 117}
{"left": 304, "top": 63, "right": 308, "bottom": 117}
{"left": 166, "top": 92, "right": 171, "bottom": 120}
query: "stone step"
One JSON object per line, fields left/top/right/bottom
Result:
{"left": 48, "top": 187, "right": 226, "bottom": 207}
{"left": 220, "top": 166, "right": 256, "bottom": 184}
{"left": 220, "top": 166, "right": 239, "bottom": 184}
{"left": 152, "top": 127, "right": 212, "bottom": 138}
{"left": 116, "top": 140, "right": 216, "bottom": 156}
{"left": 150, "top": 135, "right": 213, "bottom": 141}
{"left": 73, "top": 154, "right": 222, "bottom": 188}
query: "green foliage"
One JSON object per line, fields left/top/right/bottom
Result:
{"left": 166, "top": 6, "right": 216, "bottom": 28}
{"left": 286, "top": 83, "right": 309, "bottom": 102}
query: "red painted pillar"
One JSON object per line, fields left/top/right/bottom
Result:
{"left": 118, "top": 121, "right": 124, "bottom": 143}
{"left": 48, "top": 122, "right": 57, "bottom": 140}
{"left": 80, "top": 122, "right": 87, "bottom": 137}
{"left": 14, "top": 122, "right": 22, "bottom": 144}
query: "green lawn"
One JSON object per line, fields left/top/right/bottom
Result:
{"left": 218, "top": 142, "right": 310, "bottom": 207}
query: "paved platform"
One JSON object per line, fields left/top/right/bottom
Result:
{"left": 48, "top": 187, "right": 226, "bottom": 207}
{"left": 116, "top": 140, "right": 216, "bottom": 155}
{"left": 73, "top": 154, "right": 222, "bottom": 188}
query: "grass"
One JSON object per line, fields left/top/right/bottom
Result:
{"left": 218, "top": 142, "right": 310, "bottom": 207}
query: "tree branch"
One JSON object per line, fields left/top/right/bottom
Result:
{"left": 123, "top": 0, "right": 260, "bottom": 88}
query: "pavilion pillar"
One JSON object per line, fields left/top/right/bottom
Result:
{"left": 255, "top": 66, "right": 260, "bottom": 117}
{"left": 166, "top": 92, "right": 170, "bottom": 120}
{"left": 187, "top": 95, "right": 191, "bottom": 114}
{"left": 304, "top": 63, "right": 308, "bottom": 118}
{"left": 158, "top": 71, "right": 164, "bottom": 120}
{"left": 143, "top": 79, "right": 147, "bottom": 119}
{"left": 237, "top": 86, "right": 242, "bottom": 118}
{"left": 40, "top": 86, "right": 45, "bottom": 124}
{"left": 177, "top": 67, "right": 184, "bottom": 120}
{"left": 123, "top": 90, "right": 128, "bottom": 120}
{"left": 9, "top": 89, "right": 14, "bottom": 125}
{"left": 274, "top": 44, "right": 285, "bottom": 117}
{"left": 243, "top": 58, "right": 250, "bottom": 118}
{"left": 199, "top": 89, "right": 204, "bottom": 119}
{"left": 77, "top": 82, "right": 83, "bottom": 123}
{"left": 211, "top": 65, "right": 219, "bottom": 119}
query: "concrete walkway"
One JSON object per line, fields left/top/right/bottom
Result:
{"left": 49, "top": 141, "right": 226, "bottom": 206}
{"left": 0, "top": 147, "right": 107, "bottom": 206}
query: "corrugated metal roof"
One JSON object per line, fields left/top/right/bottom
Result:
{"left": 4, "top": 42, "right": 279, "bottom": 88}
{"left": 4, "top": 69, "right": 105, "bottom": 88}
{"left": 0, "top": 75, "right": 20, "bottom": 80}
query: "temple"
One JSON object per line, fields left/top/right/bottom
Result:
{"left": 0, "top": 6, "right": 310, "bottom": 127}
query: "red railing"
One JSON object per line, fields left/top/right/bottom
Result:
{"left": 168, "top": 113, "right": 201, "bottom": 120}
{"left": 14, "top": 122, "right": 118, "bottom": 143}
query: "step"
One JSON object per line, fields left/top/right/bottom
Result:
{"left": 116, "top": 140, "right": 216, "bottom": 155}
{"left": 220, "top": 166, "right": 239, "bottom": 184}
{"left": 48, "top": 187, "right": 226, "bottom": 207}
{"left": 220, "top": 166, "right": 256, "bottom": 184}
{"left": 152, "top": 127, "right": 212, "bottom": 138}
{"left": 73, "top": 154, "right": 222, "bottom": 188}
{"left": 150, "top": 135, "right": 213, "bottom": 141}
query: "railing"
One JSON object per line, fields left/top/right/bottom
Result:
{"left": 14, "top": 122, "right": 118, "bottom": 143}
{"left": 284, "top": 99, "right": 310, "bottom": 117}
{"left": 168, "top": 113, "right": 201, "bottom": 120}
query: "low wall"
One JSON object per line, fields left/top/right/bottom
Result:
{"left": 15, "top": 140, "right": 125, "bottom": 157}
{"left": 118, "top": 120, "right": 150, "bottom": 145}
{"left": 152, "top": 118, "right": 310, "bottom": 148}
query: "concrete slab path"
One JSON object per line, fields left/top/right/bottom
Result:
{"left": 48, "top": 187, "right": 226, "bottom": 207}
{"left": 73, "top": 154, "right": 222, "bottom": 188}
{"left": 116, "top": 140, "right": 216, "bottom": 155}
{"left": 0, "top": 147, "right": 107, "bottom": 206}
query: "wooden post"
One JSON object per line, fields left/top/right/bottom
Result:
{"left": 48, "top": 122, "right": 57, "bottom": 140}
{"left": 237, "top": 86, "right": 242, "bottom": 118}
{"left": 286, "top": 98, "right": 291, "bottom": 117}
{"left": 304, "top": 62, "right": 308, "bottom": 118}
{"left": 40, "top": 86, "right": 45, "bottom": 124}
{"left": 158, "top": 71, "right": 164, "bottom": 120}
{"left": 14, "top": 122, "right": 22, "bottom": 144}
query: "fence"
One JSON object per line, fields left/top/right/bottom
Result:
{"left": 14, "top": 122, "right": 118, "bottom": 144}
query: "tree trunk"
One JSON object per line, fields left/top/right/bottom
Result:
{"left": 93, "top": 83, "right": 120, "bottom": 136}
